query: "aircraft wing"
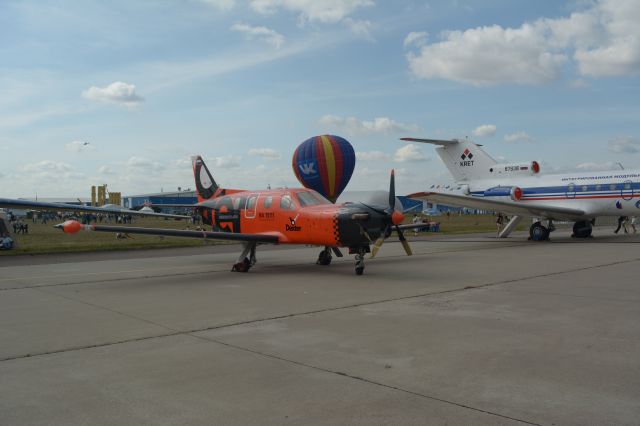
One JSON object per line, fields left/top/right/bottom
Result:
{"left": 0, "top": 198, "right": 190, "bottom": 220}
{"left": 408, "top": 191, "right": 586, "bottom": 220}
{"left": 55, "top": 221, "right": 280, "bottom": 243}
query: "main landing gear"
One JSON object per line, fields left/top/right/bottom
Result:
{"left": 572, "top": 220, "right": 593, "bottom": 238}
{"left": 529, "top": 220, "right": 555, "bottom": 241}
{"left": 232, "top": 242, "right": 257, "bottom": 272}
{"left": 316, "top": 247, "right": 332, "bottom": 265}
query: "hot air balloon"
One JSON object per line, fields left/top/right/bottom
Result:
{"left": 292, "top": 135, "right": 355, "bottom": 203}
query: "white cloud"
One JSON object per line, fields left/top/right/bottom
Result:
{"left": 99, "top": 165, "right": 116, "bottom": 175}
{"left": 0, "top": 171, "right": 4, "bottom": 178}
{"left": 126, "top": 156, "right": 165, "bottom": 172}
{"left": 82, "top": 82, "right": 144, "bottom": 107}
{"left": 608, "top": 137, "right": 640, "bottom": 153}
{"left": 405, "top": 0, "right": 640, "bottom": 85}
{"left": 22, "top": 161, "right": 84, "bottom": 181}
{"left": 200, "top": 0, "right": 235, "bottom": 11}
{"left": 356, "top": 151, "right": 390, "bottom": 161}
{"left": 504, "top": 131, "right": 534, "bottom": 143}
{"left": 404, "top": 31, "right": 427, "bottom": 48}
{"left": 212, "top": 155, "right": 241, "bottom": 168}
{"left": 65, "top": 140, "right": 94, "bottom": 153}
{"left": 231, "top": 23, "right": 285, "bottom": 49}
{"left": 320, "top": 115, "right": 419, "bottom": 135}
{"left": 249, "top": 0, "right": 374, "bottom": 24}
{"left": 344, "top": 18, "right": 373, "bottom": 40}
{"left": 393, "top": 144, "right": 428, "bottom": 162}
{"left": 472, "top": 124, "right": 497, "bottom": 137}
{"left": 248, "top": 148, "right": 281, "bottom": 159}
{"left": 406, "top": 24, "right": 566, "bottom": 86}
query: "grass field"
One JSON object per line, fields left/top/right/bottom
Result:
{"left": 0, "top": 214, "right": 526, "bottom": 256}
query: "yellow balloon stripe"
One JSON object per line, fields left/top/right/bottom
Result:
{"left": 320, "top": 135, "right": 336, "bottom": 197}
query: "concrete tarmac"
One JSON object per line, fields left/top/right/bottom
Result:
{"left": 1, "top": 228, "right": 639, "bottom": 425}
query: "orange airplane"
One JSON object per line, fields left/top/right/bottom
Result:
{"left": 55, "top": 156, "right": 417, "bottom": 274}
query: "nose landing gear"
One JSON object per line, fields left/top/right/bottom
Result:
{"left": 351, "top": 246, "right": 369, "bottom": 275}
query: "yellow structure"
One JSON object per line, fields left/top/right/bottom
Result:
{"left": 108, "top": 192, "right": 121, "bottom": 205}
{"left": 91, "top": 185, "right": 120, "bottom": 206}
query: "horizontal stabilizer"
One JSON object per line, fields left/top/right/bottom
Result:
{"left": 400, "top": 137, "right": 459, "bottom": 146}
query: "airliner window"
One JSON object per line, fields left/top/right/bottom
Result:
{"left": 233, "top": 198, "right": 241, "bottom": 210}
{"left": 582, "top": 185, "right": 588, "bottom": 192}
{"left": 264, "top": 196, "right": 273, "bottom": 209}
{"left": 568, "top": 184, "right": 575, "bottom": 192}
{"left": 610, "top": 184, "right": 617, "bottom": 191}
{"left": 596, "top": 185, "right": 602, "bottom": 191}
{"left": 624, "top": 183, "right": 631, "bottom": 190}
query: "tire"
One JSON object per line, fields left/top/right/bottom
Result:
{"left": 529, "top": 222, "right": 549, "bottom": 241}
{"left": 355, "top": 266, "right": 364, "bottom": 275}
{"left": 572, "top": 221, "right": 593, "bottom": 238}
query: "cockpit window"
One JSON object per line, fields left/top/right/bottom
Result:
{"left": 296, "top": 191, "right": 330, "bottom": 207}
{"left": 279, "top": 195, "right": 296, "bottom": 210}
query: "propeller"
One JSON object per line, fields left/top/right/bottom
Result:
{"left": 370, "top": 170, "right": 412, "bottom": 258}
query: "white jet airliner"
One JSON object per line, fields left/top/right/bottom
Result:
{"left": 403, "top": 137, "right": 640, "bottom": 240}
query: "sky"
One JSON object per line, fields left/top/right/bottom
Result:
{"left": 1, "top": 0, "right": 640, "bottom": 198}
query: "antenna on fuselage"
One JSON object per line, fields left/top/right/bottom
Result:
{"left": 616, "top": 162, "right": 625, "bottom": 170}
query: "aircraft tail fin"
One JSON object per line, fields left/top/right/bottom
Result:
{"left": 401, "top": 138, "right": 497, "bottom": 181}
{"left": 191, "top": 155, "right": 220, "bottom": 201}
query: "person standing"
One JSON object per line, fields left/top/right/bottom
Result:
{"left": 614, "top": 216, "right": 627, "bottom": 233}
{"left": 412, "top": 214, "right": 421, "bottom": 236}
{"left": 496, "top": 213, "right": 504, "bottom": 236}
{"left": 630, "top": 216, "right": 637, "bottom": 234}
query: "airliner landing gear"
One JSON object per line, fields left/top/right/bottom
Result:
{"left": 572, "top": 220, "right": 593, "bottom": 238}
{"left": 316, "top": 246, "right": 332, "bottom": 265}
{"left": 232, "top": 242, "right": 257, "bottom": 272}
{"left": 529, "top": 221, "right": 550, "bottom": 241}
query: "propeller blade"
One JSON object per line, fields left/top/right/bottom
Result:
{"left": 395, "top": 226, "right": 413, "bottom": 256}
{"left": 389, "top": 169, "right": 396, "bottom": 211}
{"left": 370, "top": 236, "right": 385, "bottom": 258}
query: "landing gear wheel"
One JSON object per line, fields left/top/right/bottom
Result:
{"left": 232, "top": 258, "right": 251, "bottom": 272}
{"left": 529, "top": 222, "right": 550, "bottom": 241}
{"left": 316, "top": 248, "right": 332, "bottom": 266}
{"left": 572, "top": 220, "right": 593, "bottom": 238}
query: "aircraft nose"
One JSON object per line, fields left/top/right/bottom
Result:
{"left": 391, "top": 210, "right": 404, "bottom": 225}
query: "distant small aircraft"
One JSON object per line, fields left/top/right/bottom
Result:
{"left": 53, "top": 156, "right": 421, "bottom": 274}
{"left": 402, "top": 137, "right": 640, "bottom": 240}
{"left": 0, "top": 198, "right": 187, "bottom": 219}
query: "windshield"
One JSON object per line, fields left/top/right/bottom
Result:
{"left": 296, "top": 190, "right": 331, "bottom": 207}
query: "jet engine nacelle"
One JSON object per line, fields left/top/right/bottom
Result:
{"left": 483, "top": 186, "right": 523, "bottom": 201}
{"left": 489, "top": 161, "right": 540, "bottom": 176}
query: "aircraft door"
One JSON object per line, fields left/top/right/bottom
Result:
{"left": 244, "top": 193, "right": 259, "bottom": 219}
{"left": 566, "top": 183, "right": 576, "bottom": 199}
{"left": 621, "top": 180, "right": 633, "bottom": 201}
